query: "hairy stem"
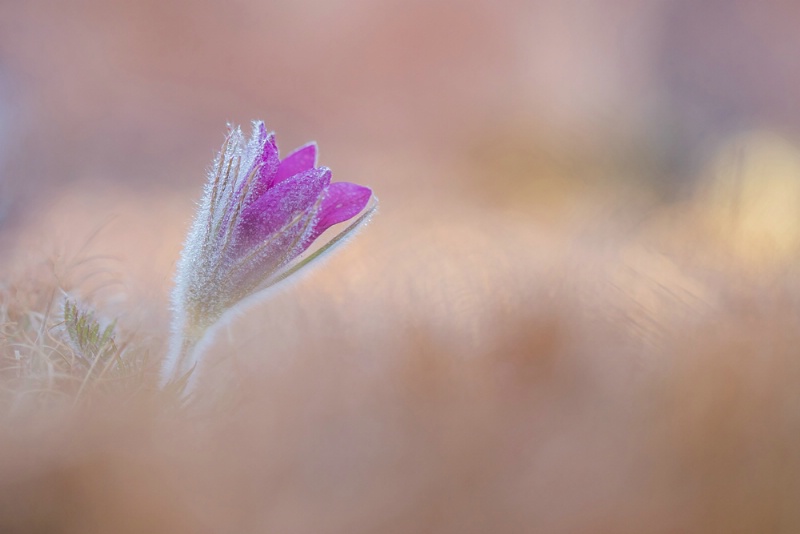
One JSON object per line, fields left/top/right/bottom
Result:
{"left": 160, "top": 316, "right": 207, "bottom": 395}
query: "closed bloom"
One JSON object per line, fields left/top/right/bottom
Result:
{"left": 161, "top": 121, "right": 375, "bottom": 390}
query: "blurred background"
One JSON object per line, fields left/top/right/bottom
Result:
{"left": 2, "top": 0, "right": 800, "bottom": 275}
{"left": 2, "top": 1, "right": 800, "bottom": 532}
{"left": 1, "top": 0, "right": 800, "bottom": 227}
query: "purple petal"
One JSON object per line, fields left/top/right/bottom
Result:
{"left": 216, "top": 127, "right": 279, "bottom": 238}
{"left": 249, "top": 130, "right": 280, "bottom": 199}
{"left": 253, "top": 121, "right": 268, "bottom": 144}
{"left": 274, "top": 142, "right": 317, "bottom": 184}
{"left": 308, "top": 182, "right": 372, "bottom": 242}
{"left": 234, "top": 167, "right": 332, "bottom": 255}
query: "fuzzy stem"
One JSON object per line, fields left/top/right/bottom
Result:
{"left": 160, "top": 315, "right": 208, "bottom": 394}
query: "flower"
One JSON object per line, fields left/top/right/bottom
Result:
{"left": 160, "top": 121, "right": 375, "bottom": 390}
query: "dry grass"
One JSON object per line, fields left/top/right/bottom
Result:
{"left": 0, "top": 251, "right": 160, "bottom": 419}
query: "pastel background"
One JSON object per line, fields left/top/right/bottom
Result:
{"left": 1, "top": 1, "right": 800, "bottom": 532}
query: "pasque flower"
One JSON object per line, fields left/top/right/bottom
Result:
{"left": 160, "top": 121, "right": 375, "bottom": 390}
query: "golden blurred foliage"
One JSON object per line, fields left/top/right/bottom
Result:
{"left": 700, "top": 131, "right": 800, "bottom": 266}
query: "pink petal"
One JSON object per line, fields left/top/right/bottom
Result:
{"left": 253, "top": 121, "right": 269, "bottom": 144}
{"left": 235, "top": 167, "right": 332, "bottom": 254}
{"left": 250, "top": 131, "right": 281, "bottom": 199}
{"left": 308, "top": 182, "right": 372, "bottom": 242}
{"left": 274, "top": 142, "right": 317, "bottom": 184}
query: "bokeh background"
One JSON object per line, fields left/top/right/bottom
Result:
{"left": 2, "top": 1, "right": 800, "bottom": 532}
{"left": 3, "top": 0, "right": 800, "bottom": 240}
{"left": 3, "top": 0, "right": 800, "bottom": 276}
